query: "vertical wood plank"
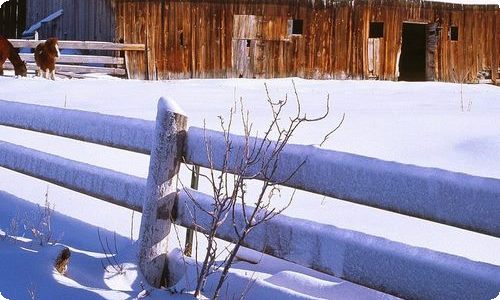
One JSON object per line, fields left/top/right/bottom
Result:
{"left": 138, "top": 97, "right": 187, "bottom": 288}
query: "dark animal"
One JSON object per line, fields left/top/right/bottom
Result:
{"left": 0, "top": 36, "right": 27, "bottom": 77}
{"left": 34, "top": 37, "right": 60, "bottom": 80}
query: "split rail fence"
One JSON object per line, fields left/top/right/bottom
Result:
{"left": 0, "top": 98, "right": 499, "bottom": 299}
{"left": 5, "top": 39, "right": 146, "bottom": 78}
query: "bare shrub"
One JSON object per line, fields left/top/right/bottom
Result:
{"left": 452, "top": 68, "right": 473, "bottom": 112}
{"left": 24, "top": 186, "right": 55, "bottom": 246}
{"left": 27, "top": 281, "right": 37, "bottom": 300}
{"left": 97, "top": 229, "right": 125, "bottom": 274}
{"left": 182, "top": 81, "right": 343, "bottom": 298}
{"left": 1, "top": 209, "right": 21, "bottom": 242}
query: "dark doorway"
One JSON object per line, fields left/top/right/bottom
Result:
{"left": 399, "top": 23, "right": 426, "bottom": 81}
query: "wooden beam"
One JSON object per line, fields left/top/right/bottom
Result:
{"left": 185, "top": 127, "right": 500, "bottom": 238}
{"left": 175, "top": 188, "right": 500, "bottom": 300}
{"left": 9, "top": 39, "right": 145, "bottom": 51}
{"left": 18, "top": 53, "right": 125, "bottom": 65}
{"left": 22, "top": 9, "right": 64, "bottom": 38}
{"left": 0, "top": 99, "right": 153, "bottom": 155}
{"left": 0, "top": 141, "right": 145, "bottom": 213}
{"left": 139, "top": 98, "right": 188, "bottom": 288}
{"left": 4, "top": 62, "right": 126, "bottom": 76}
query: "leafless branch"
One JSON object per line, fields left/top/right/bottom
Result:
{"left": 320, "top": 112, "right": 346, "bottom": 147}
{"left": 177, "top": 81, "right": 341, "bottom": 299}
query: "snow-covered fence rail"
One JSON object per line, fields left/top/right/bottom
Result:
{"left": 0, "top": 99, "right": 154, "bottom": 154}
{"left": 181, "top": 127, "right": 500, "bottom": 299}
{"left": 0, "top": 98, "right": 499, "bottom": 299}
{"left": 0, "top": 141, "right": 145, "bottom": 212}
{"left": 175, "top": 189, "right": 500, "bottom": 300}
{"left": 185, "top": 127, "right": 500, "bottom": 238}
{"left": 0, "top": 97, "right": 186, "bottom": 288}
{"left": 0, "top": 99, "right": 152, "bottom": 212}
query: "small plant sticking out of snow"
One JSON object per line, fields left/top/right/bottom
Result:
{"left": 1, "top": 210, "right": 21, "bottom": 242}
{"left": 27, "top": 281, "right": 37, "bottom": 300}
{"left": 1, "top": 187, "right": 57, "bottom": 245}
{"left": 452, "top": 68, "right": 473, "bottom": 112}
{"left": 459, "top": 85, "right": 472, "bottom": 112}
{"left": 97, "top": 229, "right": 125, "bottom": 275}
{"left": 181, "top": 81, "right": 342, "bottom": 299}
{"left": 25, "top": 186, "right": 55, "bottom": 246}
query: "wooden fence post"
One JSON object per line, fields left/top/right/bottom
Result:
{"left": 138, "top": 97, "right": 187, "bottom": 287}
{"left": 184, "top": 165, "right": 200, "bottom": 257}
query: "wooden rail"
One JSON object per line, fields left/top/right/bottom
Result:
{"left": 185, "top": 128, "right": 500, "bottom": 238}
{"left": 0, "top": 100, "right": 153, "bottom": 154}
{"left": 4, "top": 61, "right": 127, "bottom": 76}
{"left": 5, "top": 39, "right": 145, "bottom": 78}
{"left": 18, "top": 53, "right": 125, "bottom": 65}
{"left": 0, "top": 98, "right": 498, "bottom": 299}
{"left": 0, "top": 141, "right": 145, "bottom": 212}
{"left": 9, "top": 39, "right": 145, "bottom": 51}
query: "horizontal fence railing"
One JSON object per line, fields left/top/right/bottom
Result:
{"left": 0, "top": 141, "right": 145, "bottom": 212}
{"left": 175, "top": 188, "right": 500, "bottom": 300}
{"left": 184, "top": 127, "right": 500, "bottom": 238}
{"left": 18, "top": 53, "right": 125, "bottom": 65}
{"left": 0, "top": 99, "right": 151, "bottom": 212}
{"left": 9, "top": 39, "right": 146, "bottom": 51}
{"left": 7, "top": 39, "right": 145, "bottom": 77}
{"left": 4, "top": 61, "right": 128, "bottom": 76}
{"left": 0, "top": 99, "right": 153, "bottom": 154}
{"left": 0, "top": 98, "right": 499, "bottom": 299}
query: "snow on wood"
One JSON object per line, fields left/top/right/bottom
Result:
{"left": 185, "top": 127, "right": 500, "bottom": 238}
{"left": 0, "top": 99, "right": 154, "bottom": 154}
{"left": 0, "top": 141, "right": 145, "bottom": 212}
{"left": 175, "top": 188, "right": 500, "bottom": 300}
{"left": 167, "top": 249, "right": 354, "bottom": 300}
{"left": 158, "top": 96, "right": 186, "bottom": 116}
{"left": 138, "top": 98, "right": 188, "bottom": 287}
{"left": 22, "top": 9, "right": 64, "bottom": 38}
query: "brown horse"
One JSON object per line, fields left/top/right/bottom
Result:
{"left": 34, "top": 37, "right": 60, "bottom": 80}
{"left": 0, "top": 36, "right": 27, "bottom": 77}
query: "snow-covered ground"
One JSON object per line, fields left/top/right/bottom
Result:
{"left": 0, "top": 74, "right": 499, "bottom": 299}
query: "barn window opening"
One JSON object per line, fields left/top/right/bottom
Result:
{"left": 246, "top": 39, "right": 251, "bottom": 47}
{"left": 450, "top": 26, "right": 458, "bottom": 41}
{"left": 369, "top": 22, "right": 384, "bottom": 38}
{"left": 289, "top": 19, "right": 304, "bottom": 35}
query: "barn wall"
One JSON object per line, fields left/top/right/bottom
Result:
{"left": 0, "top": 0, "right": 26, "bottom": 38}
{"left": 25, "top": 0, "right": 115, "bottom": 43}
{"left": 114, "top": 0, "right": 498, "bottom": 82}
{"left": 115, "top": 0, "right": 357, "bottom": 80}
{"left": 434, "top": 3, "right": 498, "bottom": 82}
{"left": 23, "top": 0, "right": 497, "bottom": 82}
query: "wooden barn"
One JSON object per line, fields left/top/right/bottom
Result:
{"left": 0, "top": 0, "right": 25, "bottom": 38}
{"left": 3, "top": 0, "right": 500, "bottom": 83}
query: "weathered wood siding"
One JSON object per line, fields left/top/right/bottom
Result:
{"left": 0, "top": 0, "right": 26, "bottom": 38}
{"left": 25, "top": 0, "right": 115, "bottom": 42}
{"left": 114, "top": 0, "right": 498, "bottom": 83}
{"left": 23, "top": 0, "right": 498, "bottom": 82}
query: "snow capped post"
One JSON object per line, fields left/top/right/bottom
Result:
{"left": 138, "top": 97, "right": 187, "bottom": 287}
